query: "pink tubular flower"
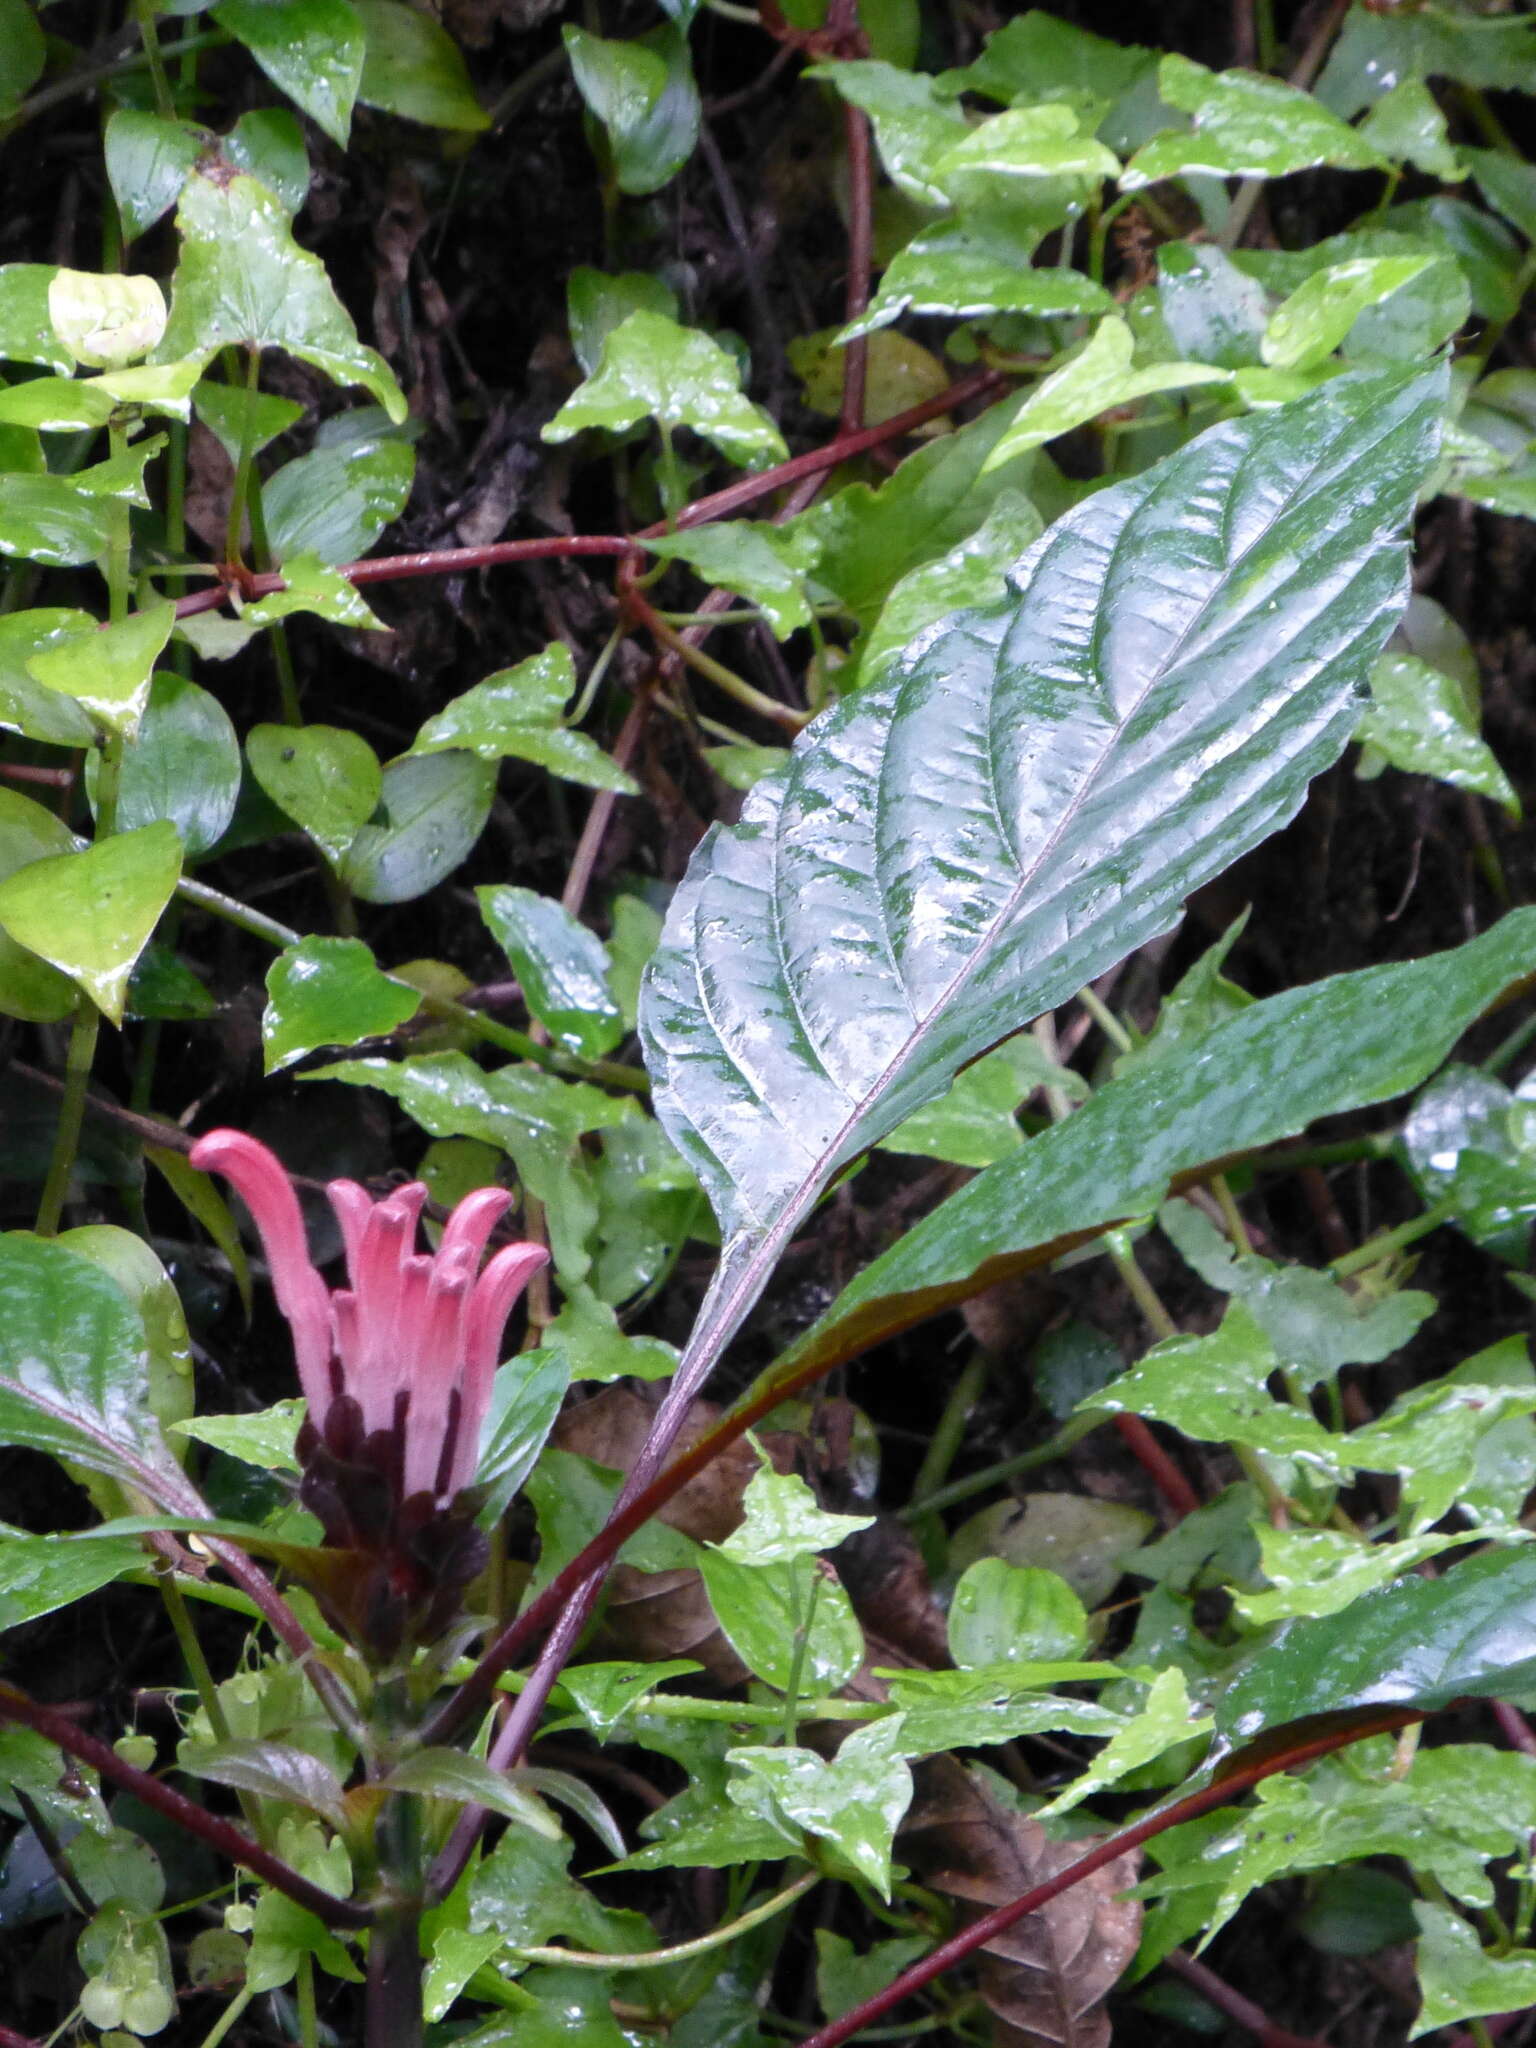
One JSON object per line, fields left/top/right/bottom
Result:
{"left": 190, "top": 1129, "right": 547, "bottom": 1506}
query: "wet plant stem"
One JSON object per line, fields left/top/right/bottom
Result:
{"left": 172, "top": 876, "right": 648, "bottom": 1089}
{"left": 36, "top": 421, "right": 132, "bottom": 1237}
{"left": 908, "top": 1350, "right": 989, "bottom": 1547}
{"left": 0, "top": 1683, "right": 371, "bottom": 1927}
{"left": 512, "top": 1871, "right": 819, "bottom": 1969}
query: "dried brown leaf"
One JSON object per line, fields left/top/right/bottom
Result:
{"left": 903, "top": 1758, "right": 1140, "bottom": 2048}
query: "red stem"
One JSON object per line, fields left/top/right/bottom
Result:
{"left": 1491, "top": 1698, "right": 1536, "bottom": 1758}
{"left": 0, "top": 2027, "right": 41, "bottom": 2048}
{"left": 1112, "top": 1412, "right": 1203, "bottom": 1518}
{"left": 1165, "top": 1948, "right": 1332, "bottom": 2048}
{"left": 169, "top": 369, "right": 1005, "bottom": 623}
{"left": 838, "top": 103, "right": 873, "bottom": 437}
{"left": 0, "top": 1684, "right": 372, "bottom": 1929}
{"left": 791, "top": 1710, "right": 1425, "bottom": 2048}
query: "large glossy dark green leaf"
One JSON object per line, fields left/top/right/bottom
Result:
{"left": 0, "top": 1234, "right": 201, "bottom": 1507}
{"left": 1216, "top": 1546, "right": 1536, "bottom": 1745}
{"left": 642, "top": 369, "right": 1443, "bottom": 1340}
{"left": 783, "top": 907, "right": 1536, "bottom": 1378}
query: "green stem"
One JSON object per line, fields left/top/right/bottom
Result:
{"left": 194, "top": 1985, "right": 254, "bottom": 2048}
{"left": 224, "top": 347, "right": 262, "bottom": 572}
{"left": 35, "top": 1002, "right": 102, "bottom": 1236}
{"left": 900, "top": 1418, "right": 1097, "bottom": 1519}
{"left": 3, "top": 29, "right": 225, "bottom": 132}
{"left": 1328, "top": 1202, "right": 1453, "bottom": 1279}
{"left": 132, "top": 0, "right": 176, "bottom": 116}
{"left": 1077, "top": 981, "right": 1134, "bottom": 1054}
{"left": 173, "top": 875, "right": 649, "bottom": 1090}
{"left": 512, "top": 1871, "right": 819, "bottom": 1970}
{"left": 297, "top": 1953, "right": 320, "bottom": 2048}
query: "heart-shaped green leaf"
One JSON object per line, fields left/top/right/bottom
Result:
{"left": 0, "top": 821, "right": 182, "bottom": 1024}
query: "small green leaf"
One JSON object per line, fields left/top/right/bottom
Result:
{"left": 47, "top": 269, "right": 166, "bottom": 369}
{"left": 211, "top": 0, "right": 364, "bottom": 147}
{"left": 194, "top": 377, "right": 305, "bottom": 460}
{"left": 1358, "top": 652, "right": 1519, "bottom": 816}
{"left": 156, "top": 167, "right": 406, "bottom": 420}
{"left": 1123, "top": 54, "right": 1387, "bottom": 189}
{"left": 28, "top": 599, "right": 175, "bottom": 739}
{"left": 948, "top": 1558, "right": 1089, "bottom": 1668}
{"left": 845, "top": 222, "right": 1112, "bottom": 341}
{"left": 1160, "top": 1199, "right": 1435, "bottom": 1386}
{"left": 881, "top": 1030, "right": 1082, "bottom": 1167}
{"left": 226, "top": 108, "right": 311, "bottom": 215}
{"left": 804, "top": 60, "right": 968, "bottom": 207}
{"left": 173, "top": 1401, "right": 303, "bottom": 1473}
{"left": 0, "top": 471, "right": 116, "bottom": 567}
{"left": 1235, "top": 1526, "right": 1477, "bottom": 1626}
{"left": 91, "top": 672, "right": 241, "bottom": 857}
{"left": 356, "top": 0, "right": 488, "bottom": 130}
{"left": 263, "top": 934, "right": 421, "bottom": 1073}
{"left": 476, "top": 884, "right": 622, "bottom": 1058}
{"left": 1040, "top": 1668, "right": 1212, "bottom": 1816}
{"left": 714, "top": 1456, "right": 874, "bottom": 1567}
{"left": 340, "top": 750, "right": 496, "bottom": 904}
{"left": 643, "top": 523, "right": 818, "bottom": 640}
{"left": 700, "top": 1547, "right": 865, "bottom": 1695}
{"left": 540, "top": 1285, "right": 678, "bottom": 1383}
{"left": 0, "top": 0, "right": 44, "bottom": 108}
{"left": 1414, "top": 1905, "right": 1536, "bottom": 2040}
{"left": 412, "top": 645, "right": 639, "bottom": 793}
{"left": 544, "top": 308, "right": 787, "bottom": 470}
{"left": 181, "top": 1739, "right": 347, "bottom": 1824}
{"left": 247, "top": 722, "right": 381, "bottom": 866}
{"left": 264, "top": 433, "right": 414, "bottom": 565}
{"left": 1263, "top": 256, "right": 1434, "bottom": 372}
{"left": 0, "top": 788, "right": 77, "bottom": 1023}
{"left": 817, "top": 1933, "right": 931, "bottom": 2026}
{"left": 931, "top": 101, "right": 1121, "bottom": 199}
{"left": 244, "top": 552, "right": 385, "bottom": 631}
{"left": 1358, "top": 78, "right": 1464, "bottom": 181}
{"left": 939, "top": 12, "right": 1155, "bottom": 136}
{"left": 0, "top": 263, "right": 74, "bottom": 372}
{"left": 1157, "top": 243, "right": 1271, "bottom": 368}
{"left": 0, "top": 1528, "right": 146, "bottom": 1631}
{"left": 474, "top": 1348, "right": 573, "bottom": 1524}
{"left": 564, "top": 24, "right": 699, "bottom": 195}
{"left": 1403, "top": 1064, "right": 1536, "bottom": 1262}
{"left": 0, "top": 822, "right": 182, "bottom": 1025}
{"left": 728, "top": 1721, "right": 911, "bottom": 1896}
{"left": 855, "top": 491, "right": 1044, "bottom": 695}
{"left": 568, "top": 266, "right": 678, "bottom": 377}
{"left": 980, "top": 316, "right": 1231, "bottom": 474}
{"left": 383, "top": 1750, "right": 560, "bottom": 1833}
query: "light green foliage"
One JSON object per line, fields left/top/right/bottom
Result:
{"left": 544, "top": 308, "right": 786, "bottom": 468}
{"left": 263, "top": 934, "right": 422, "bottom": 1072}
{"left": 412, "top": 645, "right": 639, "bottom": 792}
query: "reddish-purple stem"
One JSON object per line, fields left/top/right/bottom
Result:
{"left": 1112, "top": 1412, "right": 1203, "bottom": 1518}
{"left": 171, "top": 368, "right": 1004, "bottom": 624}
{"left": 0, "top": 2025, "right": 41, "bottom": 2048}
{"left": 0, "top": 1684, "right": 372, "bottom": 1928}
{"left": 1166, "top": 1948, "right": 1332, "bottom": 2048}
{"left": 1491, "top": 1699, "right": 1536, "bottom": 1758}
{"left": 790, "top": 1711, "right": 1425, "bottom": 2048}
